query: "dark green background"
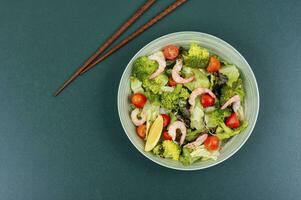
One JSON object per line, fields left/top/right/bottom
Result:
{"left": 1, "top": 0, "right": 300, "bottom": 199}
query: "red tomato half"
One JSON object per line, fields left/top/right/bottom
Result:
{"left": 163, "top": 45, "right": 179, "bottom": 60}
{"left": 163, "top": 130, "right": 172, "bottom": 140}
{"left": 204, "top": 136, "right": 220, "bottom": 151}
{"left": 131, "top": 93, "right": 147, "bottom": 108}
{"left": 225, "top": 112, "right": 240, "bottom": 128}
{"left": 207, "top": 56, "right": 221, "bottom": 73}
{"left": 168, "top": 78, "right": 177, "bottom": 87}
{"left": 136, "top": 124, "right": 146, "bottom": 139}
{"left": 201, "top": 93, "right": 215, "bottom": 108}
{"left": 161, "top": 114, "right": 170, "bottom": 127}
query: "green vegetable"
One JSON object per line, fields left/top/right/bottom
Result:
{"left": 181, "top": 66, "right": 193, "bottom": 77}
{"left": 180, "top": 144, "right": 220, "bottom": 165}
{"left": 210, "top": 72, "right": 228, "bottom": 97}
{"left": 190, "top": 98, "right": 205, "bottom": 130}
{"left": 185, "top": 129, "right": 201, "bottom": 142}
{"left": 216, "top": 121, "right": 248, "bottom": 140}
{"left": 220, "top": 78, "right": 245, "bottom": 105}
{"left": 132, "top": 56, "right": 158, "bottom": 81}
{"left": 167, "top": 112, "right": 177, "bottom": 130}
{"left": 165, "top": 68, "right": 172, "bottom": 76}
{"left": 144, "top": 91, "right": 160, "bottom": 105}
{"left": 162, "top": 140, "right": 181, "bottom": 161}
{"left": 160, "top": 92, "right": 179, "bottom": 110}
{"left": 219, "top": 64, "right": 240, "bottom": 87}
{"left": 209, "top": 74, "right": 216, "bottom": 90}
{"left": 160, "top": 84, "right": 189, "bottom": 110}
{"left": 179, "top": 87, "right": 190, "bottom": 99}
{"left": 190, "top": 145, "right": 220, "bottom": 160}
{"left": 130, "top": 76, "right": 144, "bottom": 93}
{"left": 183, "top": 68, "right": 210, "bottom": 91}
{"left": 166, "top": 60, "right": 176, "bottom": 68}
{"left": 179, "top": 147, "right": 201, "bottom": 165}
{"left": 152, "top": 144, "right": 163, "bottom": 156}
{"left": 183, "top": 43, "right": 210, "bottom": 68}
{"left": 142, "top": 103, "right": 160, "bottom": 135}
{"left": 161, "top": 86, "right": 174, "bottom": 93}
{"left": 205, "top": 108, "right": 232, "bottom": 128}
{"left": 178, "top": 99, "right": 190, "bottom": 120}
{"left": 204, "top": 108, "right": 248, "bottom": 141}
{"left": 142, "top": 74, "right": 168, "bottom": 94}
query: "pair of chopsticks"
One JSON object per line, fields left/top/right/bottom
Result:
{"left": 54, "top": 0, "right": 187, "bottom": 96}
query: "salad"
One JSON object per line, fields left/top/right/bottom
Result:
{"left": 129, "top": 43, "right": 248, "bottom": 165}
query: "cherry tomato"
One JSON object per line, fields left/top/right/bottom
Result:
{"left": 207, "top": 56, "right": 221, "bottom": 73}
{"left": 161, "top": 114, "right": 170, "bottom": 127}
{"left": 163, "top": 45, "right": 179, "bottom": 60}
{"left": 201, "top": 93, "right": 215, "bottom": 108}
{"left": 131, "top": 93, "right": 147, "bottom": 108}
{"left": 204, "top": 136, "right": 220, "bottom": 151}
{"left": 168, "top": 78, "right": 177, "bottom": 87}
{"left": 225, "top": 112, "right": 240, "bottom": 128}
{"left": 163, "top": 130, "right": 172, "bottom": 140}
{"left": 136, "top": 124, "right": 146, "bottom": 139}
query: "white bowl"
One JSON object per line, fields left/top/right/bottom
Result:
{"left": 117, "top": 32, "right": 259, "bottom": 170}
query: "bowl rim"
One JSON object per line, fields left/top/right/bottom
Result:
{"left": 117, "top": 31, "right": 260, "bottom": 171}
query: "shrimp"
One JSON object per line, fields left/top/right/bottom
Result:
{"left": 172, "top": 59, "right": 194, "bottom": 83}
{"left": 221, "top": 95, "right": 241, "bottom": 112}
{"left": 168, "top": 121, "right": 187, "bottom": 146}
{"left": 188, "top": 87, "right": 216, "bottom": 107}
{"left": 131, "top": 108, "right": 146, "bottom": 126}
{"left": 184, "top": 134, "right": 208, "bottom": 149}
{"left": 148, "top": 51, "right": 166, "bottom": 79}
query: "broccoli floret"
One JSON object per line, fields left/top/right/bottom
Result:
{"left": 152, "top": 141, "right": 181, "bottom": 161}
{"left": 183, "top": 43, "right": 209, "bottom": 68}
{"left": 132, "top": 56, "right": 158, "bottom": 81}
{"left": 162, "top": 140, "right": 180, "bottom": 161}
{"left": 142, "top": 74, "right": 168, "bottom": 94}
{"left": 152, "top": 144, "right": 163, "bottom": 156}
{"left": 179, "top": 87, "right": 190, "bottom": 99}
{"left": 160, "top": 92, "right": 179, "bottom": 110}
{"left": 160, "top": 85, "right": 189, "bottom": 110}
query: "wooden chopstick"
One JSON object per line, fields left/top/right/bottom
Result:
{"left": 80, "top": 0, "right": 187, "bottom": 75}
{"left": 53, "top": 0, "right": 156, "bottom": 96}
{"left": 54, "top": 0, "right": 187, "bottom": 96}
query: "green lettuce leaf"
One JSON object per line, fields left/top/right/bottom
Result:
{"left": 130, "top": 76, "right": 144, "bottom": 93}
{"left": 220, "top": 78, "right": 245, "bottom": 105}
{"left": 219, "top": 64, "right": 240, "bottom": 87}
{"left": 183, "top": 68, "right": 210, "bottom": 91}
{"left": 190, "top": 98, "right": 205, "bottom": 130}
{"left": 179, "top": 145, "right": 220, "bottom": 165}
{"left": 142, "top": 103, "right": 160, "bottom": 137}
{"left": 204, "top": 108, "right": 231, "bottom": 128}
{"left": 185, "top": 129, "right": 202, "bottom": 142}
{"left": 179, "top": 147, "right": 201, "bottom": 165}
{"left": 216, "top": 121, "right": 248, "bottom": 140}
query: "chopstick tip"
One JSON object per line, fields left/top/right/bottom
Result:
{"left": 53, "top": 71, "right": 81, "bottom": 97}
